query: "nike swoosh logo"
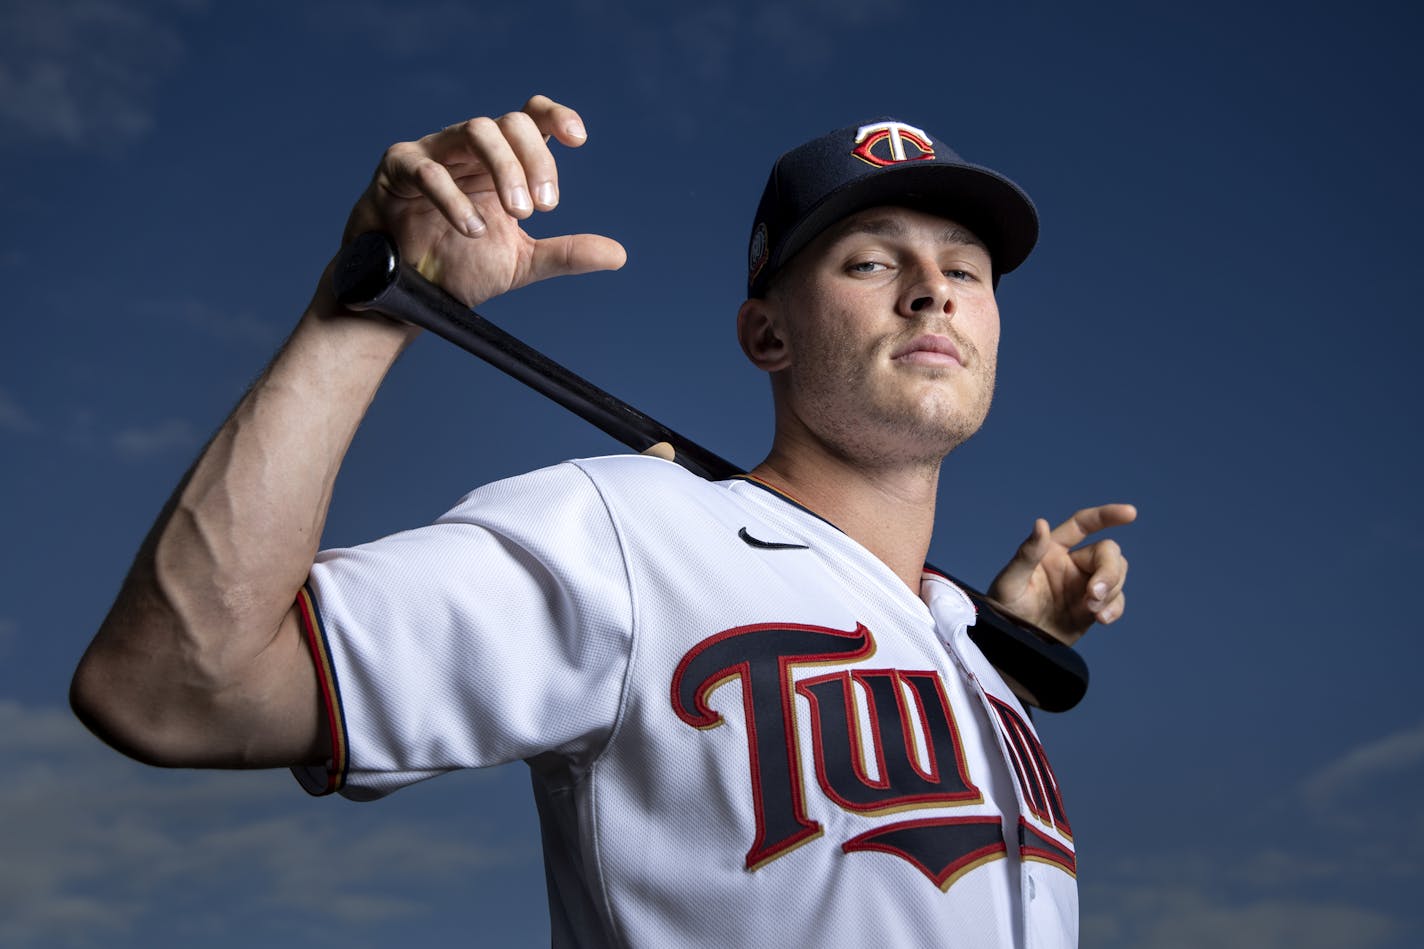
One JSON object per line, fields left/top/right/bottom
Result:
{"left": 738, "top": 527, "right": 809, "bottom": 551}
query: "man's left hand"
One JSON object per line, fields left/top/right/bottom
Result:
{"left": 988, "top": 504, "right": 1137, "bottom": 646}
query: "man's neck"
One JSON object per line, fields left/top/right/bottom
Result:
{"left": 748, "top": 441, "right": 941, "bottom": 592}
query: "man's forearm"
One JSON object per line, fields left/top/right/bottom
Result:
{"left": 71, "top": 276, "right": 418, "bottom": 767}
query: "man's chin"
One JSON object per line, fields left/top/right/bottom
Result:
{"left": 854, "top": 413, "right": 988, "bottom": 468}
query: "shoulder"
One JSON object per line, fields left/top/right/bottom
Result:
{"left": 456, "top": 454, "right": 706, "bottom": 496}
{"left": 569, "top": 454, "right": 737, "bottom": 512}
{"left": 436, "top": 454, "right": 722, "bottom": 532}
{"left": 569, "top": 453, "right": 710, "bottom": 489}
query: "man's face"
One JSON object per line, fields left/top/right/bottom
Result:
{"left": 755, "top": 205, "right": 1001, "bottom": 469}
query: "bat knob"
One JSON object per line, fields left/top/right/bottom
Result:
{"left": 333, "top": 232, "right": 399, "bottom": 310}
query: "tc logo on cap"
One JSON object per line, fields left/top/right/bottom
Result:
{"left": 851, "top": 121, "right": 935, "bottom": 168}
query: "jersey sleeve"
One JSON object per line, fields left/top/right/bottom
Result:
{"left": 292, "top": 462, "right": 634, "bottom": 801}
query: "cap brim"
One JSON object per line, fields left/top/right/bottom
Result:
{"left": 770, "top": 162, "right": 1039, "bottom": 284}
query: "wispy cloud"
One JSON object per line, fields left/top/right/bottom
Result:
{"left": 0, "top": 0, "right": 206, "bottom": 147}
{"left": 111, "top": 418, "right": 199, "bottom": 460}
{"left": 596, "top": 0, "right": 910, "bottom": 139}
{"left": 1081, "top": 839, "right": 1409, "bottom": 948}
{"left": 5, "top": 388, "right": 207, "bottom": 460}
{"left": 311, "top": 0, "right": 516, "bottom": 57}
{"left": 312, "top": 0, "right": 909, "bottom": 140}
{"left": 1076, "top": 720, "right": 1424, "bottom": 948}
{"left": 0, "top": 387, "right": 39, "bottom": 433}
{"left": 0, "top": 701, "right": 523, "bottom": 948}
{"left": 140, "top": 298, "right": 285, "bottom": 349}
{"left": 1300, "top": 720, "right": 1424, "bottom": 813}
{"left": 1081, "top": 882, "right": 1397, "bottom": 949}
{"left": 747, "top": 0, "right": 907, "bottom": 70}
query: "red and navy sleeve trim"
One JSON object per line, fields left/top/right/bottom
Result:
{"left": 295, "top": 582, "right": 349, "bottom": 796}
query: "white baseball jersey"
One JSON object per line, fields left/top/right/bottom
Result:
{"left": 293, "top": 455, "right": 1077, "bottom": 948}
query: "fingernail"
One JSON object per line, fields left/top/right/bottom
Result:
{"left": 509, "top": 185, "right": 532, "bottom": 213}
{"left": 1092, "top": 582, "right": 1108, "bottom": 599}
{"left": 535, "top": 181, "right": 557, "bottom": 208}
{"left": 464, "top": 213, "right": 486, "bottom": 236}
{"left": 565, "top": 120, "right": 587, "bottom": 141}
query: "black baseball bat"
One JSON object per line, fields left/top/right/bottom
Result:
{"left": 331, "top": 232, "right": 1089, "bottom": 712}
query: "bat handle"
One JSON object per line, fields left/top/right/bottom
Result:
{"left": 957, "top": 587, "right": 1088, "bottom": 712}
{"left": 332, "top": 233, "right": 1089, "bottom": 712}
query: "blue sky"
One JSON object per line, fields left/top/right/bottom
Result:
{"left": 2, "top": 0, "right": 1421, "bottom": 946}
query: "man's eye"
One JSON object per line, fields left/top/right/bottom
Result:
{"left": 848, "top": 261, "right": 886, "bottom": 274}
{"left": 945, "top": 269, "right": 975, "bottom": 281}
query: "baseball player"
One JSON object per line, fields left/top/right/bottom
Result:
{"left": 73, "top": 95, "right": 1133, "bottom": 947}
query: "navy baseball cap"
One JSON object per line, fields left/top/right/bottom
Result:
{"left": 746, "top": 119, "right": 1039, "bottom": 297}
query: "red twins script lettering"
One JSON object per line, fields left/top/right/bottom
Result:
{"left": 671, "top": 623, "right": 1074, "bottom": 887}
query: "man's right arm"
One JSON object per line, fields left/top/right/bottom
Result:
{"left": 70, "top": 290, "right": 416, "bottom": 769}
{"left": 69, "top": 95, "right": 626, "bottom": 770}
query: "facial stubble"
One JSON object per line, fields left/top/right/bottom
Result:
{"left": 785, "top": 319, "right": 998, "bottom": 473}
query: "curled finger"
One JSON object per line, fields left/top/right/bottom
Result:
{"left": 522, "top": 94, "right": 588, "bottom": 146}
{"left": 498, "top": 109, "right": 560, "bottom": 211}
{"left": 1081, "top": 542, "right": 1128, "bottom": 612}
{"left": 380, "top": 140, "right": 486, "bottom": 237}
{"left": 454, "top": 116, "right": 535, "bottom": 219}
{"left": 1074, "top": 539, "right": 1122, "bottom": 599}
{"left": 1095, "top": 591, "right": 1127, "bottom": 625}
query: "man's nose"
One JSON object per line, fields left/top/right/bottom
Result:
{"left": 897, "top": 263, "right": 955, "bottom": 319}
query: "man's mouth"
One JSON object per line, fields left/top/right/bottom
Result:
{"left": 891, "top": 334, "right": 963, "bottom": 367}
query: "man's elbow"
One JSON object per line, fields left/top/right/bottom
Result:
{"left": 69, "top": 608, "right": 325, "bottom": 771}
{"left": 68, "top": 625, "right": 243, "bottom": 769}
{"left": 70, "top": 647, "right": 190, "bottom": 768}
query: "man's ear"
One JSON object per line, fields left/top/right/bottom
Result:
{"left": 737, "top": 297, "right": 791, "bottom": 372}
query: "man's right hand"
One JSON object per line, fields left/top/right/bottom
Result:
{"left": 338, "top": 94, "right": 627, "bottom": 312}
